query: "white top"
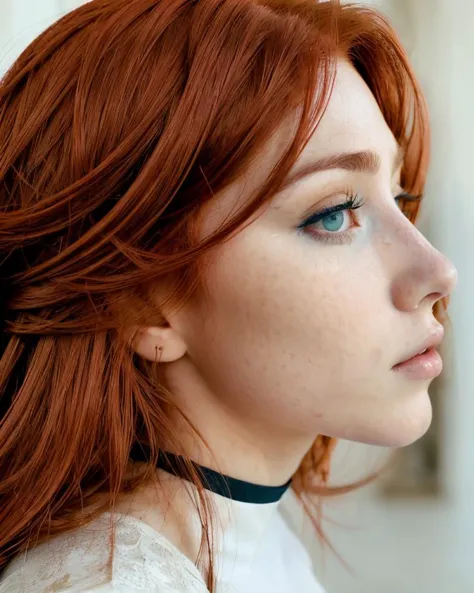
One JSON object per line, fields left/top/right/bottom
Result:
{"left": 0, "top": 491, "right": 325, "bottom": 593}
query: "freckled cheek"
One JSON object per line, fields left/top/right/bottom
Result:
{"left": 204, "top": 232, "right": 386, "bottom": 361}
{"left": 204, "top": 239, "right": 282, "bottom": 315}
{"left": 208, "top": 251, "right": 333, "bottom": 358}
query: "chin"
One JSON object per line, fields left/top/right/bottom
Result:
{"left": 346, "top": 390, "right": 434, "bottom": 448}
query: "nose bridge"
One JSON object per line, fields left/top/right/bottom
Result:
{"left": 389, "top": 216, "right": 457, "bottom": 311}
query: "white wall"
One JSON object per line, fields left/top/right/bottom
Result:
{"left": 0, "top": 0, "right": 89, "bottom": 75}
{"left": 426, "top": 0, "right": 474, "bottom": 513}
{"left": 0, "top": 0, "right": 61, "bottom": 74}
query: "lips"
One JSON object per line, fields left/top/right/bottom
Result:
{"left": 413, "top": 347, "right": 429, "bottom": 357}
{"left": 393, "top": 326, "right": 444, "bottom": 367}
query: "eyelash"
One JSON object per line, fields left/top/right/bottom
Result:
{"left": 298, "top": 193, "right": 365, "bottom": 245}
{"left": 298, "top": 192, "right": 421, "bottom": 245}
{"left": 395, "top": 192, "right": 423, "bottom": 219}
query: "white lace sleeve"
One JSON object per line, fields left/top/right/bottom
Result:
{"left": 0, "top": 514, "right": 208, "bottom": 593}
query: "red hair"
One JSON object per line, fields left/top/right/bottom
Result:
{"left": 0, "top": 0, "right": 428, "bottom": 587}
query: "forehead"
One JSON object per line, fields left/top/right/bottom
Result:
{"left": 200, "top": 60, "right": 399, "bottom": 235}
{"left": 298, "top": 60, "right": 399, "bottom": 174}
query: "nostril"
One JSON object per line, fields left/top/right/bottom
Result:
{"left": 419, "top": 291, "right": 444, "bottom": 311}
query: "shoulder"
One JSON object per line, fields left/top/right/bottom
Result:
{"left": 0, "top": 514, "right": 207, "bottom": 593}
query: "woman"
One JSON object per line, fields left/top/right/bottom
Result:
{"left": 0, "top": 0, "right": 457, "bottom": 591}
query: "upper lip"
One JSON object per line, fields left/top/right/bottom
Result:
{"left": 394, "top": 326, "right": 445, "bottom": 367}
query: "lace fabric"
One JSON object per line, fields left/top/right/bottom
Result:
{"left": 0, "top": 513, "right": 209, "bottom": 593}
{"left": 0, "top": 498, "right": 325, "bottom": 593}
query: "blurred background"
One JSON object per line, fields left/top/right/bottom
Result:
{"left": 1, "top": 0, "right": 473, "bottom": 592}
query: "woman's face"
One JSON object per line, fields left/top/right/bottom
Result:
{"left": 166, "top": 60, "right": 457, "bottom": 450}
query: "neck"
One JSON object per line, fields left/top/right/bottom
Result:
{"left": 115, "top": 359, "right": 312, "bottom": 572}
{"left": 162, "top": 357, "right": 314, "bottom": 487}
{"left": 129, "top": 447, "right": 292, "bottom": 503}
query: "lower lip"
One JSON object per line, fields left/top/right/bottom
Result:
{"left": 392, "top": 348, "right": 443, "bottom": 380}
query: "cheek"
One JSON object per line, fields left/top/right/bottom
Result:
{"left": 191, "top": 228, "right": 386, "bottom": 397}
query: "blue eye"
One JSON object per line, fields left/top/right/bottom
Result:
{"left": 320, "top": 211, "right": 345, "bottom": 232}
{"left": 298, "top": 194, "right": 364, "bottom": 241}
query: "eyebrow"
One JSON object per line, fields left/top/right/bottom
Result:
{"left": 282, "top": 148, "right": 404, "bottom": 189}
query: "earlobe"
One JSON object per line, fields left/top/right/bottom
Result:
{"left": 132, "top": 326, "right": 187, "bottom": 363}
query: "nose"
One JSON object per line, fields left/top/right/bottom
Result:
{"left": 391, "top": 243, "right": 458, "bottom": 313}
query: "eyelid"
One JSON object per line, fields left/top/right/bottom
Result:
{"left": 394, "top": 191, "right": 423, "bottom": 207}
{"left": 395, "top": 192, "right": 423, "bottom": 218}
{"left": 298, "top": 187, "right": 361, "bottom": 221}
{"left": 298, "top": 193, "right": 364, "bottom": 229}
{"left": 396, "top": 192, "right": 422, "bottom": 201}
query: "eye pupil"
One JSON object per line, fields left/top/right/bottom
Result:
{"left": 322, "top": 211, "right": 344, "bottom": 232}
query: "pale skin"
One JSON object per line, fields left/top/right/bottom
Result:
{"left": 118, "top": 61, "right": 457, "bottom": 560}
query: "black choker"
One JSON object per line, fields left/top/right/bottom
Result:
{"left": 130, "top": 446, "right": 291, "bottom": 504}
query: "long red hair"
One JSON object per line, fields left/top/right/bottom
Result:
{"left": 0, "top": 0, "right": 428, "bottom": 587}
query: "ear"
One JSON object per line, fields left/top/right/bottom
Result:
{"left": 132, "top": 325, "right": 187, "bottom": 363}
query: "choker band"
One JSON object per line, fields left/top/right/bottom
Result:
{"left": 130, "top": 446, "right": 292, "bottom": 504}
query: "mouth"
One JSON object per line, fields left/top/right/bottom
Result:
{"left": 392, "top": 327, "right": 445, "bottom": 380}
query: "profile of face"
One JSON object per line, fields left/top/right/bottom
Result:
{"left": 137, "top": 60, "right": 457, "bottom": 453}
